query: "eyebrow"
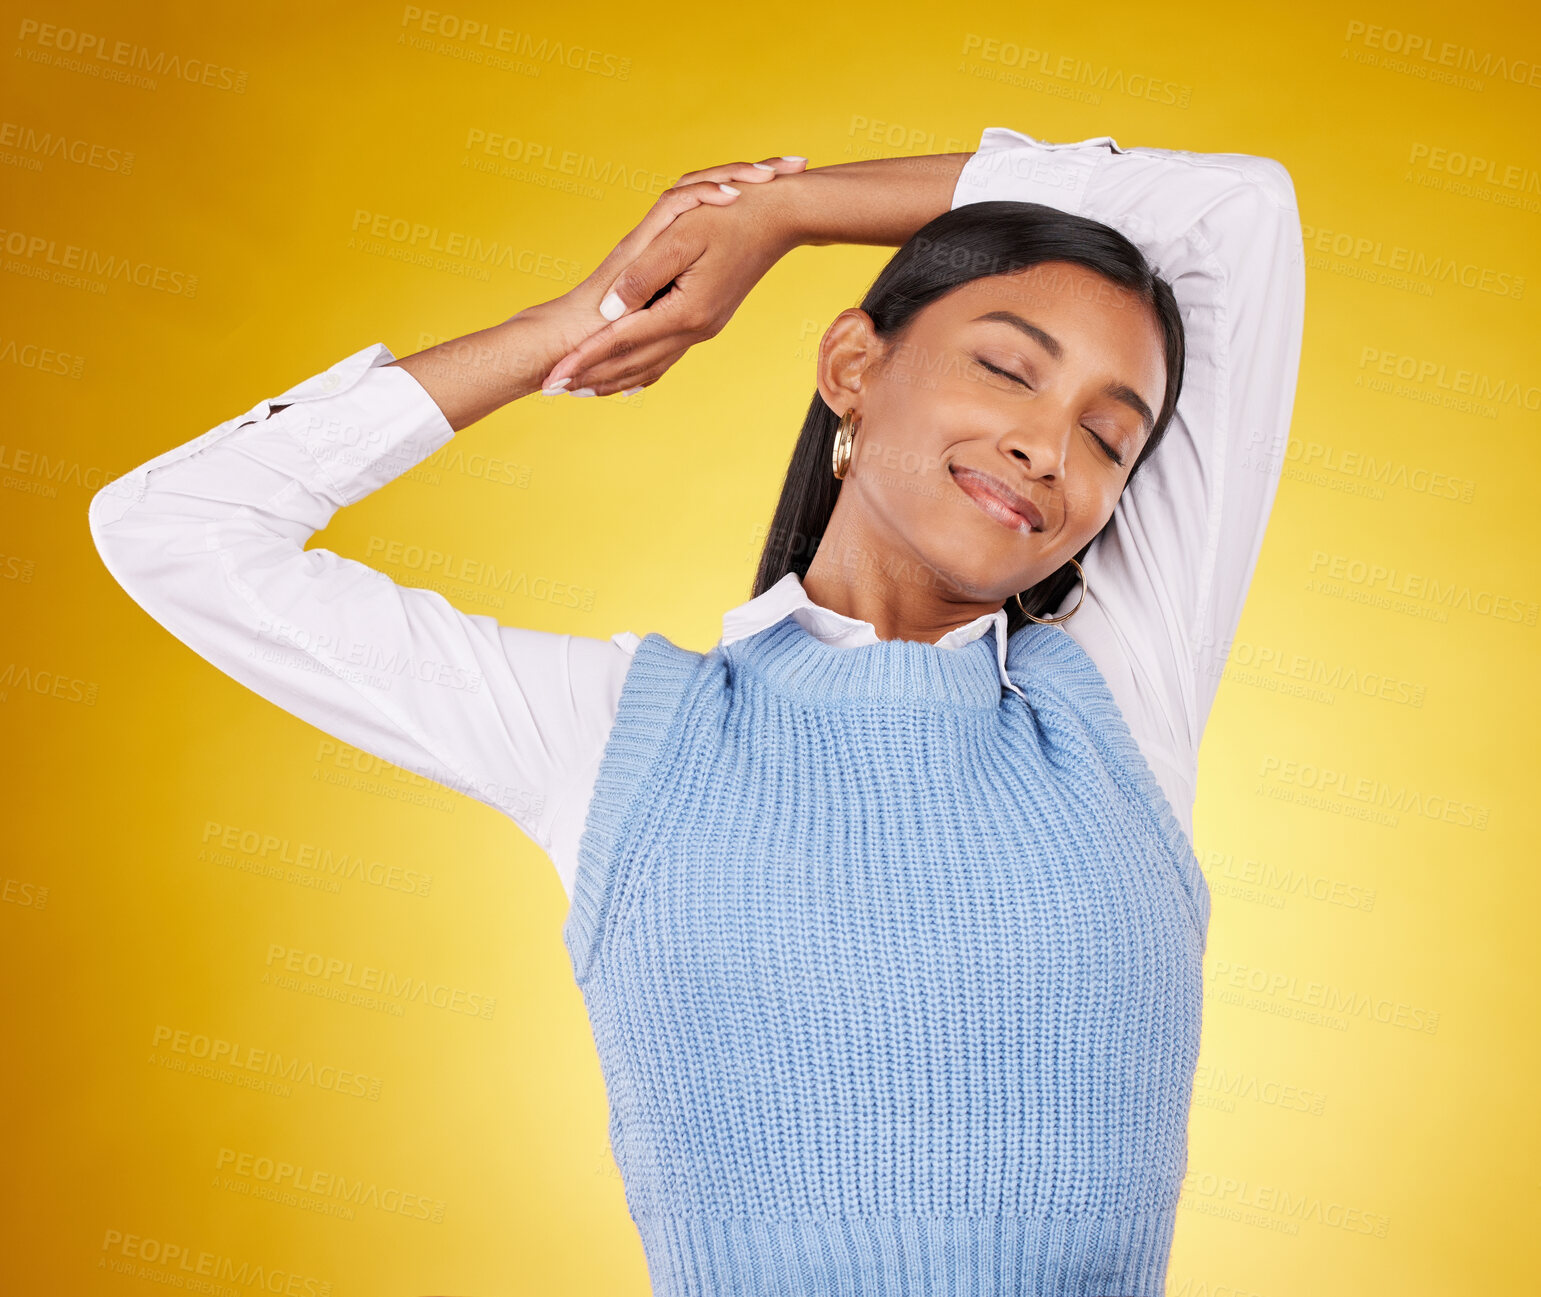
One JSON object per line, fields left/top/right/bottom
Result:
{"left": 971, "top": 310, "right": 1157, "bottom": 438}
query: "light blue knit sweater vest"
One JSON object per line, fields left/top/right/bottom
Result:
{"left": 563, "top": 613, "right": 1210, "bottom": 1297}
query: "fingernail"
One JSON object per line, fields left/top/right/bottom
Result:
{"left": 571, "top": 387, "right": 596, "bottom": 397}
{"left": 780, "top": 155, "right": 806, "bottom": 162}
{"left": 622, "top": 386, "right": 643, "bottom": 396}
{"left": 752, "top": 162, "right": 775, "bottom": 171}
{"left": 717, "top": 182, "right": 740, "bottom": 195}
{"left": 541, "top": 376, "right": 572, "bottom": 394}
{"left": 600, "top": 290, "right": 626, "bottom": 321}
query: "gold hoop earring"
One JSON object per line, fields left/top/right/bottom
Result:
{"left": 1014, "top": 556, "right": 1088, "bottom": 625}
{"left": 832, "top": 408, "right": 858, "bottom": 480}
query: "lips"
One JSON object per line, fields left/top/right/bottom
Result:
{"left": 949, "top": 465, "right": 1045, "bottom": 532}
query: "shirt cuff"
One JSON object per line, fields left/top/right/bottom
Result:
{"left": 280, "top": 346, "right": 457, "bottom": 508}
{"left": 951, "top": 127, "right": 1127, "bottom": 217}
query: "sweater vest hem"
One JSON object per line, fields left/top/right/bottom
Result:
{"left": 633, "top": 1207, "right": 1177, "bottom": 1297}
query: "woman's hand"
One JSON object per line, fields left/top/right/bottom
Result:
{"left": 539, "top": 155, "right": 810, "bottom": 397}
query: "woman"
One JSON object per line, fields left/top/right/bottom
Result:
{"left": 89, "top": 126, "right": 1306, "bottom": 1295}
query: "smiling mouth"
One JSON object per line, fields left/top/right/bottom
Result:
{"left": 948, "top": 465, "right": 1043, "bottom": 534}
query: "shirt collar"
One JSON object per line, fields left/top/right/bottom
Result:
{"left": 719, "top": 571, "right": 1025, "bottom": 701}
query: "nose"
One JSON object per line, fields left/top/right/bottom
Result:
{"left": 999, "top": 409, "right": 1072, "bottom": 482}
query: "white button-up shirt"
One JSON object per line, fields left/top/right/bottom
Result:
{"left": 88, "top": 126, "right": 1306, "bottom": 902}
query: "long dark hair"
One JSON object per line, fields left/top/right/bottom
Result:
{"left": 751, "top": 200, "right": 1187, "bottom": 635}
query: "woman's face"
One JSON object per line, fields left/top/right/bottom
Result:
{"left": 814, "top": 261, "right": 1167, "bottom": 606}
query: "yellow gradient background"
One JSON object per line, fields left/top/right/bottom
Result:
{"left": 3, "top": 1, "right": 1536, "bottom": 1293}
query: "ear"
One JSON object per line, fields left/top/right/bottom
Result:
{"left": 814, "top": 308, "right": 883, "bottom": 418}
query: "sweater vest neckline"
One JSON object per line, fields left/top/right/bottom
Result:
{"left": 724, "top": 610, "right": 1018, "bottom": 708}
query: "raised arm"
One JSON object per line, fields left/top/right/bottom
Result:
{"left": 947, "top": 127, "right": 1306, "bottom": 813}
{"left": 412, "top": 132, "right": 1302, "bottom": 835}
{"left": 537, "top": 129, "right": 1304, "bottom": 830}
{"left": 87, "top": 316, "right": 630, "bottom": 887}
{"left": 86, "top": 166, "right": 807, "bottom": 898}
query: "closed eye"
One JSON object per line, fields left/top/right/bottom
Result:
{"left": 972, "top": 356, "right": 1126, "bottom": 467}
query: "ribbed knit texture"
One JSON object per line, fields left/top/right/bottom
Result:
{"left": 563, "top": 614, "right": 1210, "bottom": 1297}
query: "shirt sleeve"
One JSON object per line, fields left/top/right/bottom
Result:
{"left": 951, "top": 126, "right": 1306, "bottom": 790}
{"left": 87, "top": 340, "right": 632, "bottom": 865}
